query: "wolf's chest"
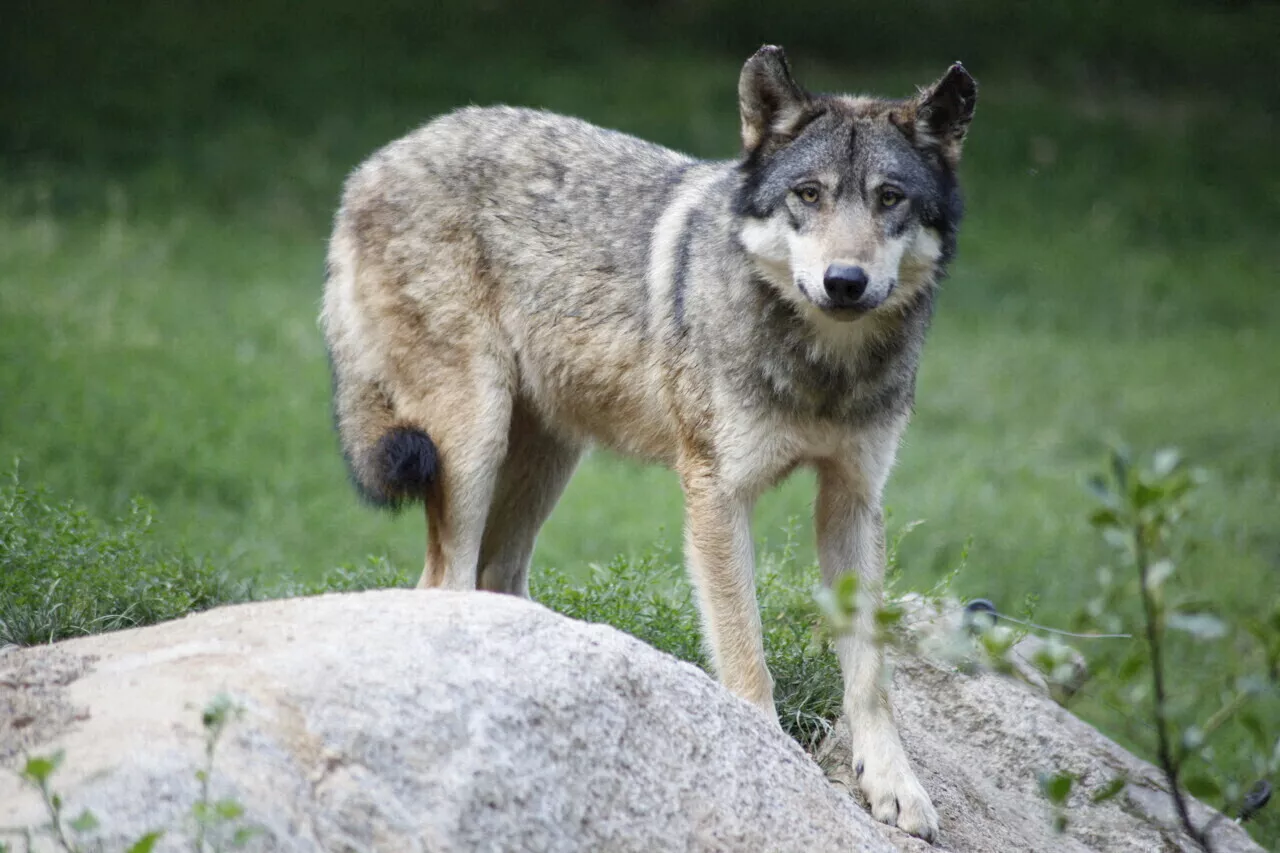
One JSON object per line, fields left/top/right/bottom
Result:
{"left": 728, "top": 309, "right": 920, "bottom": 428}
{"left": 747, "top": 353, "right": 912, "bottom": 426}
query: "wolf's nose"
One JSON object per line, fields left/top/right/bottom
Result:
{"left": 823, "top": 263, "right": 869, "bottom": 308}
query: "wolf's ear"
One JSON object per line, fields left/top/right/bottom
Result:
{"left": 898, "top": 63, "right": 977, "bottom": 168}
{"left": 738, "top": 45, "right": 811, "bottom": 156}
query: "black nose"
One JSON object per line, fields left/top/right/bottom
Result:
{"left": 823, "top": 263, "right": 869, "bottom": 309}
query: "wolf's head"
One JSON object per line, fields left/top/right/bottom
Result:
{"left": 734, "top": 46, "right": 976, "bottom": 322}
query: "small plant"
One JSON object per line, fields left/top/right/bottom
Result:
{"left": 1038, "top": 770, "right": 1076, "bottom": 833}
{"left": 1073, "top": 447, "right": 1279, "bottom": 849}
{"left": 810, "top": 447, "right": 1278, "bottom": 846}
{"left": 2, "top": 749, "right": 162, "bottom": 853}
{"left": 1, "top": 694, "right": 257, "bottom": 853}
{"left": 191, "top": 695, "right": 259, "bottom": 853}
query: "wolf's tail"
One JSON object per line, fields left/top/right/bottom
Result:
{"left": 329, "top": 365, "right": 438, "bottom": 509}
{"left": 323, "top": 241, "right": 438, "bottom": 510}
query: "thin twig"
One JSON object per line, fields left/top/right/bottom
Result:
{"left": 35, "top": 781, "right": 77, "bottom": 853}
{"left": 990, "top": 612, "right": 1132, "bottom": 639}
{"left": 1177, "top": 691, "right": 1250, "bottom": 765}
{"left": 1136, "top": 524, "right": 1211, "bottom": 852}
{"left": 193, "top": 732, "right": 215, "bottom": 853}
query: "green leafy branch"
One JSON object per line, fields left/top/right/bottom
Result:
{"left": 1084, "top": 447, "right": 1279, "bottom": 850}
{"left": 2, "top": 694, "right": 258, "bottom": 853}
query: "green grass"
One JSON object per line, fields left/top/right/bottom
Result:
{"left": 1, "top": 0, "right": 1277, "bottom": 844}
{"left": 532, "top": 534, "right": 847, "bottom": 752}
{"left": 0, "top": 468, "right": 249, "bottom": 647}
{"left": 0, "top": 470, "right": 840, "bottom": 752}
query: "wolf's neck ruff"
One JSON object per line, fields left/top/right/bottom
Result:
{"left": 731, "top": 270, "right": 933, "bottom": 426}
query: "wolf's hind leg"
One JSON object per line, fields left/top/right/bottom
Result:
{"left": 412, "top": 373, "right": 514, "bottom": 592}
{"left": 476, "top": 403, "right": 582, "bottom": 596}
{"left": 815, "top": 460, "right": 938, "bottom": 841}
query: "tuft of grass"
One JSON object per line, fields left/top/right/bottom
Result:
{"left": 533, "top": 549, "right": 708, "bottom": 670}
{"left": 0, "top": 464, "right": 847, "bottom": 749}
{"left": 0, "top": 465, "right": 430, "bottom": 648}
{"left": 534, "top": 536, "right": 845, "bottom": 751}
{"left": 0, "top": 466, "right": 250, "bottom": 648}
{"left": 271, "top": 556, "right": 415, "bottom": 598}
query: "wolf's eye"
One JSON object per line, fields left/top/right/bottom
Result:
{"left": 795, "top": 185, "right": 821, "bottom": 206}
{"left": 878, "top": 187, "right": 905, "bottom": 209}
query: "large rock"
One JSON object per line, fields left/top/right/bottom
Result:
{"left": 0, "top": 591, "right": 1263, "bottom": 852}
{"left": 0, "top": 590, "right": 889, "bottom": 852}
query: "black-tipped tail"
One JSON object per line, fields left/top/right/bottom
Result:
{"left": 363, "top": 427, "right": 438, "bottom": 509}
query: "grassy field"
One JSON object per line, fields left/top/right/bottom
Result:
{"left": 2, "top": 0, "right": 1277, "bottom": 844}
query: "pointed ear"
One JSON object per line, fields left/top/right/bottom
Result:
{"left": 900, "top": 63, "right": 977, "bottom": 167}
{"left": 738, "top": 45, "right": 811, "bottom": 155}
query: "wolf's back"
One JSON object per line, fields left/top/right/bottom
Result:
{"left": 321, "top": 107, "right": 707, "bottom": 508}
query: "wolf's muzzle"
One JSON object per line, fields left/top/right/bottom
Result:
{"left": 824, "top": 263, "right": 870, "bottom": 309}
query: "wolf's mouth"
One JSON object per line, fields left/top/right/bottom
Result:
{"left": 800, "top": 279, "right": 896, "bottom": 320}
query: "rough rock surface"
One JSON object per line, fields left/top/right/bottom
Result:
{"left": 0, "top": 590, "right": 890, "bottom": 852}
{"left": 0, "top": 591, "right": 1263, "bottom": 852}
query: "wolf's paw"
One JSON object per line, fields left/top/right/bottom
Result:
{"left": 852, "top": 730, "right": 938, "bottom": 842}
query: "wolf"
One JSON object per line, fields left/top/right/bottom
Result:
{"left": 322, "top": 45, "right": 976, "bottom": 841}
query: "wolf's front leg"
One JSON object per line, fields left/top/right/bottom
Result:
{"left": 816, "top": 461, "right": 938, "bottom": 842}
{"left": 680, "top": 465, "right": 777, "bottom": 720}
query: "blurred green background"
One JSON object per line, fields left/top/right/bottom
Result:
{"left": 2, "top": 0, "right": 1277, "bottom": 843}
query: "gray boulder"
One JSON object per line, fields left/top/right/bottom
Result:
{"left": 0, "top": 590, "right": 1263, "bottom": 852}
{"left": 0, "top": 590, "right": 890, "bottom": 852}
